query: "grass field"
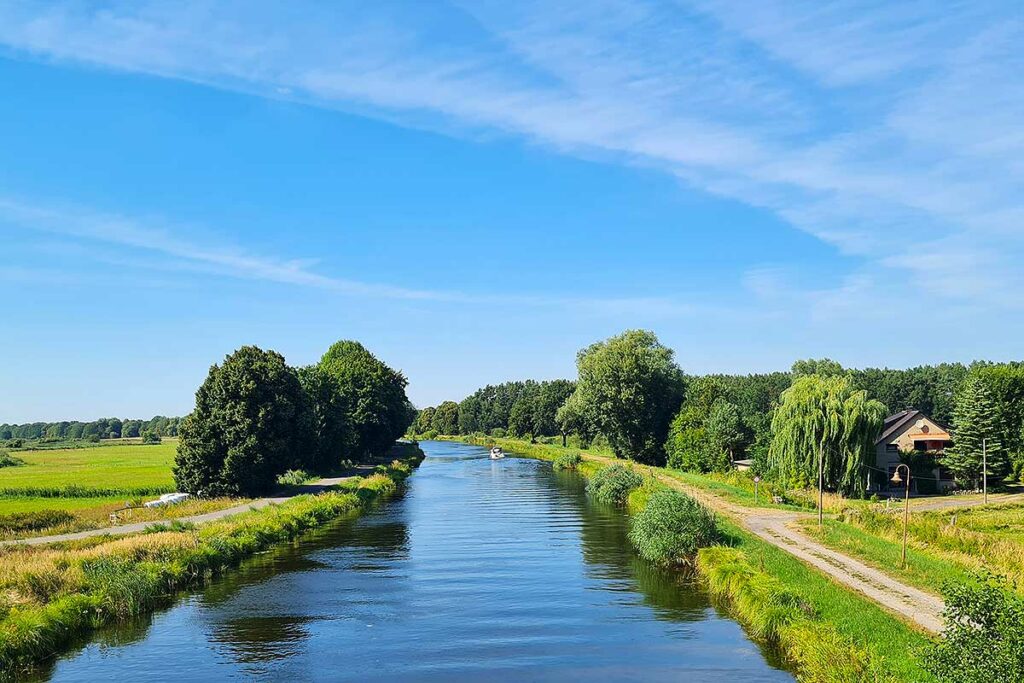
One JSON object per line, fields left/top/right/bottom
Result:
{"left": 0, "top": 441, "right": 177, "bottom": 496}
{"left": 798, "top": 501, "right": 1024, "bottom": 596}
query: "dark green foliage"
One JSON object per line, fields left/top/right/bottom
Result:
{"left": 556, "top": 390, "right": 598, "bottom": 447}
{"left": 665, "top": 377, "right": 736, "bottom": 473}
{"left": 586, "top": 464, "right": 643, "bottom": 506}
{"left": 572, "top": 330, "right": 685, "bottom": 464}
{"left": 945, "top": 373, "right": 1008, "bottom": 486}
{"left": 411, "top": 406, "right": 436, "bottom": 434}
{"left": 0, "top": 416, "right": 181, "bottom": 446}
{"left": 0, "top": 449, "right": 25, "bottom": 468}
{"left": 552, "top": 452, "right": 582, "bottom": 471}
{"left": 431, "top": 400, "right": 460, "bottom": 435}
{"left": 791, "top": 358, "right": 845, "bottom": 378}
{"left": 927, "top": 574, "right": 1024, "bottom": 683}
{"left": 174, "top": 346, "right": 313, "bottom": 497}
{"left": 629, "top": 489, "right": 718, "bottom": 566}
{"left": 849, "top": 363, "right": 967, "bottom": 426}
{"left": 457, "top": 381, "right": 536, "bottom": 434}
{"left": 319, "top": 340, "right": 414, "bottom": 461}
{"left": 509, "top": 379, "right": 577, "bottom": 439}
{"left": 140, "top": 431, "right": 161, "bottom": 445}
{"left": 969, "top": 362, "right": 1024, "bottom": 477}
{"left": 297, "top": 364, "right": 350, "bottom": 473}
{"left": 0, "top": 509, "right": 75, "bottom": 534}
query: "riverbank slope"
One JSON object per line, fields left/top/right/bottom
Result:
{"left": 0, "top": 443, "right": 425, "bottom": 675}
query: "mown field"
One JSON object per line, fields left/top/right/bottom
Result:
{"left": 0, "top": 441, "right": 177, "bottom": 500}
{"left": 0, "top": 440, "right": 200, "bottom": 538}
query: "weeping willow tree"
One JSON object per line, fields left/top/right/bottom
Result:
{"left": 768, "top": 375, "right": 886, "bottom": 496}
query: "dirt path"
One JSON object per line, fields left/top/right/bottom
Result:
{"left": 0, "top": 476, "right": 354, "bottom": 548}
{"left": 744, "top": 512, "right": 945, "bottom": 633}
{"left": 557, "top": 448, "right": 947, "bottom": 634}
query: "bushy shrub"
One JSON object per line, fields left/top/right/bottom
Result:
{"left": 586, "top": 464, "right": 643, "bottom": 506}
{"left": 927, "top": 573, "right": 1024, "bottom": 682}
{"left": 140, "top": 431, "right": 162, "bottom": 445}
{"left": 629, "top": 489, "right": 718, "bottom": 565}
{"left": 489, "top": 427, "right": 506, "bottom": 438}
{"left": 552, "top": 452, "right": 582, "bottom": 471}
{"left": 277, "top": 469, "right": 312, "bottom": 486}
{"left": 0, "top": 450, "right": 25, "bottom": 468}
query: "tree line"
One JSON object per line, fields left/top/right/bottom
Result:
{"left": 0, "top": 416, "right": 181, "bottom": 444}
{"left": 174, "top": 341, "right": 415, "bottom": 497}
{"left": 413, "top": 329, "right": 1024, "bottom": 496}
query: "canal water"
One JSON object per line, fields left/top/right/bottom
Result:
{"left": 36, "top": 441, "right": 794, "bottom": 681}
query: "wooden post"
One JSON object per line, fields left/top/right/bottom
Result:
{"left": 818, "top": 442, "right": 824, "bottom": 527}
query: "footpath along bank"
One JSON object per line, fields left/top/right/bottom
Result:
{"left": 446, "top": 436, "right": 935, "bottom": 683}
{"left": 0, "top": 443, "right": 425, "bottom": 675}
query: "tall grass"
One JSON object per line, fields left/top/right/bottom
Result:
{"left": 840, "top": 504, "right": 1024, "bottom": 587}
{"left": 698, "top": 546, "right": 898, "bottom": 682}
{"left": 0, "top": 452, "right": 423, "bottom": 673}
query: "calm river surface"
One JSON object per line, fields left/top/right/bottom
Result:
{"left": 38, "top": 441, "right": 794, "bottom": 681}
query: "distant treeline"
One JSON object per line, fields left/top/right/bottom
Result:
{"left": 0, "top": 416, "right": 181, "bottom": 443}
{"left": 413, "top": 330, "right": 1024, "bottom": 493}
{"left": 414, "top": 361, "right": 971, "bottom": 457}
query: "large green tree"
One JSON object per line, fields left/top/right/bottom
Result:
{"left": 944, "top": 373, "right": 1008, "bottom": 486}
{"left": 174, "top": 346, "right": 312, "bottom": 497}
{"left": 768, "top": 374, "right": 886, "bottom": 496}
{"left": 318, "top": 340, "right": 413, "bottom": 460}
{"left": 431, "top": 400, "right": 460, "bottom": 435}
{"left": 555, "top": 390, "right": 597, "bottom": 447}
{"left": 571, "top": 329, "right": 685, "bottom": 465}
{"left": 297, "top": 364, "right": 349, "bottom": 473}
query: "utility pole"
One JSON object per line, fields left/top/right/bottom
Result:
{"left": 818, "top": 442, "right": 824, "bottom": 527}
{"left": 983, "top": 438, "right": 988, "bottom": 505}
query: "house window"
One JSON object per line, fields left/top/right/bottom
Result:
{"left": 886, "top": 443, "right": 898, "bottom": 453}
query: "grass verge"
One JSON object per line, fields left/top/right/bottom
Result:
{"left": 0, "top": 448, "right": 423, "bottom": 674}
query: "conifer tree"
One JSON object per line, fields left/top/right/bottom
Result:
{"left": 944, "top": 374, "right": 1007, "bottom": 487}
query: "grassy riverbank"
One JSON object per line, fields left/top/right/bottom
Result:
{"left": 0, "top": 444, "right": 424, "bottom": 675}
{"left": 442, "top": 435, "right": 934, "bottom": 682}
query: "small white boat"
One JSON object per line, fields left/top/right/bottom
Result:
{"left": 489, "top": 447, "right": 505, "bottom": 460}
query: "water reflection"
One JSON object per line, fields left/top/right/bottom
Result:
{"left": 38, "top": 441, "right": 793, "bottom": 682}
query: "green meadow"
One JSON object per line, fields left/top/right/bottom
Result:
{"left": 0, "top": 441, "right": 177, "bottom": 498}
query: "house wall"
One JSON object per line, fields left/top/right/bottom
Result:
{"left": 874, "top": 415, "right": 954, "bottom": 492}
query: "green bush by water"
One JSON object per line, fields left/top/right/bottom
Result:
{"left": 629, "top": 489, "right": 718, "bottom": 566}
{"left": 552, "top": 452, "right": 582, "bottom": 471}
{"left": 586, "top": 464, "right": 643, "bottom": 506}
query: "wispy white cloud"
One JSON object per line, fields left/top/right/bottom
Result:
{"left": 0, "top": 194, "right": 705, "bottom": 317}
{"left": 0, "top": 0, "right": 1021, "bottom": 316}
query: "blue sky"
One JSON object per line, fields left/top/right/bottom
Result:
{"left": 1, "top": 1, "right": 1022, "bottom": 422}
